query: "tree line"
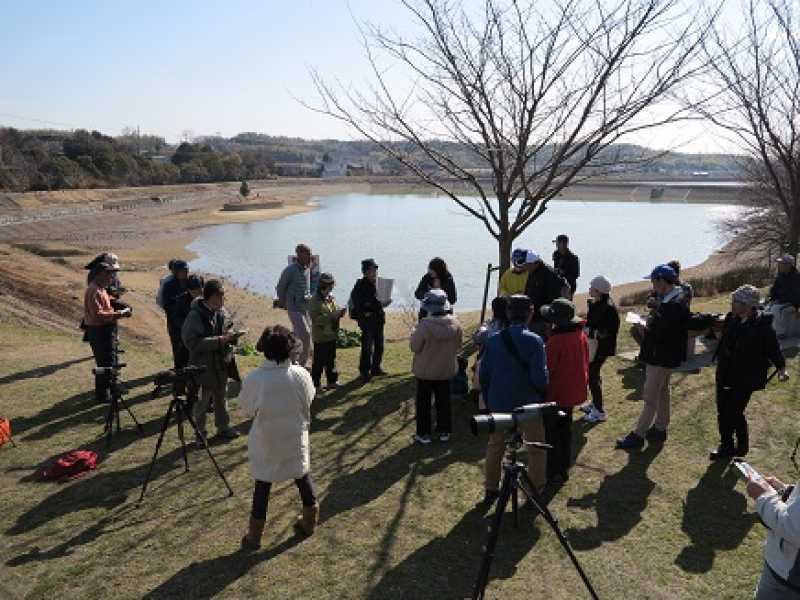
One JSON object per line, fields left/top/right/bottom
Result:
{"left": 0, "top": 129, "right": 277, "bottom": 192}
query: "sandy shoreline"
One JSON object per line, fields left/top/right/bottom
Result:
{"left": 0, "top": 178, "right": 750, "bottom": 345}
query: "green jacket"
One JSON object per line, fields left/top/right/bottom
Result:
{"left": 181, "top": 298, "right": 233, "bottom": 389}
{"left": 309, "top": 294, "right": 340, "bottom": 343}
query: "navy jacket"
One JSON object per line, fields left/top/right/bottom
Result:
{"left": 479, "top": 324, "right": 548, "bottom": 413}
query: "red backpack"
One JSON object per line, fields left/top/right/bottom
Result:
{"left": 37, "top": 450, "right": 98, "bottom": 482}
{"left": 0, "top": 418, "right": 12, "bottom": 447}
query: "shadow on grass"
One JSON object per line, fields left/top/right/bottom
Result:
{"left": 674, "top": 460, "right": 757, "bottom": 573}
{"left": 13, "top": 372, "right": 162, "bottom": 439}
{"left": 6, "top": 443, "right": 244, "bottom": 538}
{"left": 617, "top": 364, "right": 645, "bottom": 401}
{"left": 140, "top": 536, "right": 304, "bottom": 599}
{"left": 0, "top": 355, "right": 94, "bottom": 386}
{"left": 565, "top": 443, "right": 662, "bottom": 550}
{"left": 366, "top": 506, "right": 541, "bottom": 600}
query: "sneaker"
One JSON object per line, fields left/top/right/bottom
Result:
{"left": 584, "top": 408, "right": 608, "bottom": 423}
{"left": 413, "top": 434, "right": 432, "bottom": 445}
{"left": 615, "top": 432, "right": 645, "bottom": 450}
{"left": 315, "top": 386, "right": 324, "bottom": 396}
{"left": 216, "top": 428, "right": 240, "bottom": 441}
{"left": 579, "top": 403, "right": 594, "bottom": 414}
{"left": 325, "top": 382, "right": 342, "bottom": 391}
{"left": 645, "top": 427, "right": 667, "bottom": 443}
{"left": 371, "top": 368, "right": 388, "bottom": 377}
{"left": 359, "top": 373, "right": 372, "bottom": 383}
{"left": 439, "top": 433, "right": 450, "bottom": 443}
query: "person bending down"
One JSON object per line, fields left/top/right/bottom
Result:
{"left": 240, "top": 325, "right": 318, "bottom": 550}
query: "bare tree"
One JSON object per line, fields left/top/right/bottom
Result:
{"left": 309, "top": 0, "right": 711, "bottom": 271}
{"left": 693, "top": 0, "right": 800, "bottom": 255}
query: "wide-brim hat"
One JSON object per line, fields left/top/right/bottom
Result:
{"left": 421, "top": 288, "right": 450, "bottom": 314}
{"left": 540, "top": 298, "right": 581, "bottom": 326}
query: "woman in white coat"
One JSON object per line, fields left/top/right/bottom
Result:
{"left": 240, "top": 325, "right": 317, "bottom": 551}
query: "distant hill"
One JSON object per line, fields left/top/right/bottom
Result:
{"left": 0, "top": 126, "right": 744, "bottom": 192}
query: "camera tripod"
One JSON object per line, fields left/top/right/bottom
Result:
{"left": 473, "top": 431, "right": 599, "bottom": 600}
{"left": 96, "top": 327, "right": 143, "bottom": 446}
{"left": 138, "top": 369, "right": 234, "bottom": 503}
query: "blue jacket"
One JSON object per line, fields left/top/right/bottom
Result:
{"left": 479, "top": 324, "right": 548, "bottom": 412}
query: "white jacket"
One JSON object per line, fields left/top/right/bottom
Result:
{"left": 239, "top": 361, "right": 315, "bottom": 483}
{"left": 758, "top": 483, "right": 800, "bottom": 587}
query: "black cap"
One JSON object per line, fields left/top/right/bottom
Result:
{"left": 553, "top": 234, "right": 569, "bottom": 243}
{"left": 187, "top": 274, "right": 204, "bottom": 290}
{"left": 361, "top": 258, "right": 379, "bottom": 273}
{"left": 506, "top": 294, "right": 532, "bottom": 322}
{"left": 203, "top": 279, "right": 225, "bottom": 300}
{"left": 319, "top": 272, "right": 335, "bottom": 286}
{"left": 173, "top": 259, "right": 189, "bottom": 272}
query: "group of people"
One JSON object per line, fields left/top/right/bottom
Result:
{"left": 81, "top": 239, "right": 800, "bottom": 597}
{"left": 156, "top": 259, "right": 241, "bottom": 441}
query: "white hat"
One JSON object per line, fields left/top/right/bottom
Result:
{"left": 525, "top": 250, "right": 541, "bottom": 264}
{"left": 589, "top": 276, "right": 611, "bottom": 294}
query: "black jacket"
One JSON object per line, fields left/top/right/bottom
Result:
{"left": 525, "top": 264, "right": 564, "bottom": 318}
{"left": 163, "top": 277, "right": 192, "bottom": 336}
{"left": 716, "top": 310, "right": 785, "bottom": 391}
{"left": 553, "top": 250, "right": 580, "bottom": 293}
{"left": 769, "top": 270, "right": 800, "bottom": 307}
{"left": 586, "top": 295, "right": 620, "bottom": 359}
{"left": 415, "top": 273, "right": 457, "bottom": 318}
{"left": 640, "top": 292, "right": 690, "bottom": 368}
{"left": 414, "top": 273, "right": 457, "bottom": 305}
{"left": 350, "top": 278, "right": 385, "bottom": 327}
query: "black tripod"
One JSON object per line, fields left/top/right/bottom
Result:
{"left": 97, "top": 327, "right": 143, "bottom": 446}
{"left": 473, "top": 431, "right": 599, "bottom": 600}
{"left": 138, "top": 367, "right": 234, "bottom": 502}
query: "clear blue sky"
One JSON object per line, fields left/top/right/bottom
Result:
{"left": 0, "top": 0, "right": 730, "bottom": 152}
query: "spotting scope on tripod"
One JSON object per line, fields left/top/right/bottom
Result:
{"left": 95, "top": 326, "right": 142, "bottom": 446}
{"left": 138, "top": 365, "right": 234, "bottom": 503}
{"left": 470, "top": 402, "right": 599, "bottom": 600}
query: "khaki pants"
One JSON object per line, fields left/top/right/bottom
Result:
{"left": 289, "top": 310, "right": 313, "bottom": 367}
{"left": 634, "top": 365, "right": 672, "bottom": 437}
{"left": 485, "top": 418, "right": 547, "bottom": 492}
{"left": 193, "top": 383, "right": 230, "bottom": 435}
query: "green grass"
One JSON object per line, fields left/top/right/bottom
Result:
{"left": 1, "top": 313, "right": 799, "bottom": 599}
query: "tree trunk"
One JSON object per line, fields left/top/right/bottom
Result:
{"left": 788, "top": 204, "right": 800, "bottom": 256}
{"left": 498, "top": 235, "right": 512, "bottom": 274}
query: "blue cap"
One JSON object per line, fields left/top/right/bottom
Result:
{"left": 511, "top": 248, "right": 528, "bottom": 267}
{"left": 645, "top": 264, "right": 677, "bottom": 283}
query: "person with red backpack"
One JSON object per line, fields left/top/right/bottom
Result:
{"left": 540, "top": 298, "right": 589, "bottom": 486}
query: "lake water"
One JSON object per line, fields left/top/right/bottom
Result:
{"left": 187, "top": 193, "right": 742, "bottom": 310}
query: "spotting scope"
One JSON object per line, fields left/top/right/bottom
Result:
{"left": 471, "top": 402, "right": 559, "bottom": 435}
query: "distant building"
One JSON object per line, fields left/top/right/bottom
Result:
{"left": 346, "top": 163, "right": 368, "bottom": 176}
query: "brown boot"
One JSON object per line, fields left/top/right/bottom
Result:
{"left": 295, "top": 504, "right": 319, "bottom": 536}
{"left": 241, "top": 517, "right": 266, "bottom": 551}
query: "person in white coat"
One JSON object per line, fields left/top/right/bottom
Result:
{"left": 747, "top": 472, "right": 800, "bottom": 598}
{"left": 240, "top": 325, "right": 317, "bottom": 551}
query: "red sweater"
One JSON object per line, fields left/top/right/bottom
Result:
{"left": 546, "top": 326, "right": 589, "bottom": 407}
